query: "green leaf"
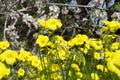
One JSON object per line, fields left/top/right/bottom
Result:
{"left": 71, "top": 48, "right": 86, "bottom": 65}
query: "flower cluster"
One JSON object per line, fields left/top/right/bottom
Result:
{"left": 106, "top": 50, "right": 120, "bottom": 77}
{"left": 0, "top": 41, "right": 10, "bottom": 50}
{"left": 0, "top": 19, "right": 120, "bottom": 80}
{"left": 37, "top": 17, "right": 62, "bottom": 31}
{"left": 102, "top": 20, "right": 120, "bottom": 33}
{"left": 0, "top": 62, "right": 10, "bottom": 79}
{"left": 35, "top": 19, "right": 120, "bottom": 80}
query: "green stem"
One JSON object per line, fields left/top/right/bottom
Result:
{"left": 65, "top": 55, "right": 74, "bottom": 80}
{"left": 55, "top": 49, "right": 65, "bottom": 80}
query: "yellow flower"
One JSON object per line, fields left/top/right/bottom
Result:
{"left": 58, "top": 49, "right": 67, "bottom": 60}
{"left": 111, "top": 52, "right": 120, "bottom": 68}
{"left": 71, "top": 63, "right": 80, "bottom": 71}
{"left": 102, "top": 20, "right": 120, "bottom": 33}
{"left": 103, "top": 34, "right": 117, "bottom": 39}
{"left": 31, "top": 58, "right": 40, "bottom": 67}
{"left": 68, "top": 71, "right": 72, "bottom": 76}
{"left": 84, "top": 40, "right": 90, "bottom": 49}
{"left": 30, "top": 55, "right": 41, "bottom": 67}
{"left": 54, "top": 35, "right": 68, "bottom": 47}
{"left": 106, "top": 51, "right": 120, "bottom": 77}
{"left": 107, "top": 61, "right": 120, "bottom": 77}
{"left": 37, "top": 18, "right": 62, "bottom": 31}
{"left": 94, "top": 52, "right": 100, "bottom": 60}
{"left": 37, "top": 65, "right": 43, "bottom": 71}
{"left": 76, "top": 72, "right": 83, "bottom": 78}
{"left": 80, "top": 48, "right": 88, "bottom": 54}
{"left": 18, "top": 68, "right": 25, "bottom": 77}
{"left": 102, "top": 20, "right": 110, "bottom": 26}
{"left": 102, "top": 26, "right": 108, "bottom": 31}
{"left": 48, "top": 49, "right": 56, "bottom": 55}
{"left": 28, "top": 55, "right": 39, "bottom": 61}
{"left": 68, "top": 38, "right": 76, "bottom": 47}
{"left": 35, "top": 76, "right": 45, "bottom": 80}
{"left": 47, "top": 41, "right": 55, "bottom": 48}
{"left": 51, "top": 64, "right": 60, "bottom": 72}
{"left": 0, "top": 62, "right": 10, "bottom": 79}
{"left": 90, "top": 39, "right": 103, "bottom": 50}
{"left": 75, "top": 34, "right": 88, "bottom": 46}
{"left": 104, "top": 51, "right": 113, "bottom": 59}
{"left": 111, "top": 42, "right": 119, "bottom": 50}
{"left": 68, "top": 34, "right": 88, "bottom": 47}
{"left": 46, "top": 18, "right": 62, "bottom": 30}
{"left": 109, "top": 21, "right": 120, "bottom": 33}
{"left": 96, "top": 64, "right": 108, "bottom": 72}
{"left": 36, "top": 78, "right": 40, "bottom": 80}
{"left": 77, "top": 78, "right": 81, "bottom": 80}
{"left": 91, "top": 73, "right": 99, "bottom": 80}
{"left": 41, "top": 75, "right": 45, "bottom": 80}
{"left": 0, "top": 49, "right": 2, "bottom": 53}
{"left": 0, "top": 41, "right": 10, "bottom": 50}
{"left": 6, "top": 57, "right": 16, "bottom": 65}
{"left": 0, "top": 50, "right": 18, "bottom": 65}
{"left": 37, "top": 19, "right": 46, "bottom": 27}
{"left": 36, "top": 35, "right": 49, "bottom": 47}
{"left": 18, "top": 49, "right": 31, "bottom": 62}
{"left": 51, "top": 73, "right": 62, "bottom": 80}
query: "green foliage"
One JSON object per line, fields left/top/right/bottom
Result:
{"left": 113, "top": 3, "right": 120, "bottom": 11}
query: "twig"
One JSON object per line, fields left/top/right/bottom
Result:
{"left": 17, "top": 7, "right": 32, "bottom": 12}
{"left": 85, "top": 8, "right": 93, "bottom": 21}
{"left": 9, "top": 0, "right": 21, "bottom": 10}
{"left": 60, "top": 27, "right": 67, "bottom": 36}
{"left": 71, "top": 27, "right": 76, "bottom": 38}
{"left": 3, "top": 13, "right": 8, "bottom": 40}
{"left": 13, "top": 18, "right": 18, "bottom": 26}
{"left": 46, "top": 2, "right": 108, "bottom": 11}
